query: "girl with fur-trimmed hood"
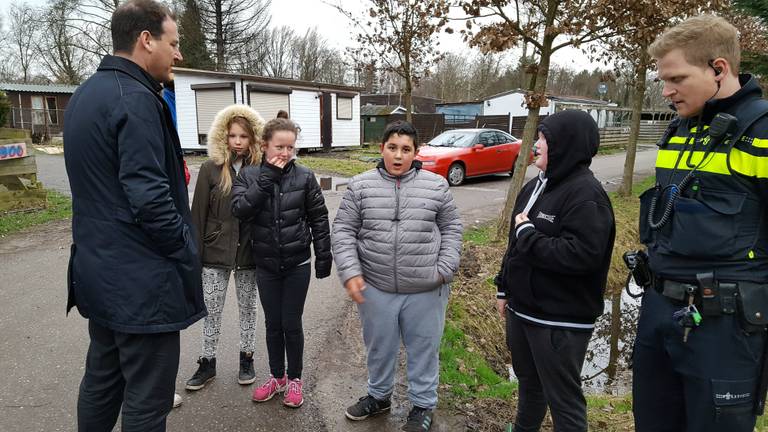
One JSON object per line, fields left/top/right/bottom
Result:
{"left": 185, "top": 104, "right": 265, "bottom": 391}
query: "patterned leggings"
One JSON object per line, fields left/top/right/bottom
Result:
{"left": 201, "top": 267, "right": 258, "bottom": 359}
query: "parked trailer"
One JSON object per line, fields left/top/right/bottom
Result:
{"left": 173, "top": 68, "right": 361, "bottom": 152}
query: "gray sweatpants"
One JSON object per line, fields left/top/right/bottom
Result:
{"left": 357, "top": 284, "right": 450, "bottom": 409}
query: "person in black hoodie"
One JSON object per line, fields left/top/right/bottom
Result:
{"left": 495, "top": 109, "right": 615, "bottom": 432}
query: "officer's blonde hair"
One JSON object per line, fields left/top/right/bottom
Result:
{"left": 649, "top": 15, "right": 740, "bottom": 75}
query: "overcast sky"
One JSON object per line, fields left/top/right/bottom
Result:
{"left": 13, "top": 0, "right": 601, "bottom": 71}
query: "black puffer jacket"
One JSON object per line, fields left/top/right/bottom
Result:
{"left": 231, "top": 158, "right": 332, "bottom": 278}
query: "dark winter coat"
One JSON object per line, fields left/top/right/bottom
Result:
{"left": 191, "top": 105, "right": 265, "bottom": 270}
{"left": 231, "top": 159, "right": 332, "bottom": 278}
{"left": 63, "top": 55, "right": 206, "bottom": 333}
{"left": 496, "top": 110, "right": 616, "bottom": 328}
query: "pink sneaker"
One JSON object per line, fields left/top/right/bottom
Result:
{"left": 251, "top": 375, "right": 286, "bottom": 402}
{"left": 283, "top": 378, "right": 304, "bottom": 408}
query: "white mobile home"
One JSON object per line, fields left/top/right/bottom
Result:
{"left": 482, "top": 89, "right": 617, "bottom": 127}
{"left": 173, "top": 68, "right": 361, "bottom": 151}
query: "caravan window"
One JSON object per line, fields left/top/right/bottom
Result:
{"left": 337, "top": 97, "right": 353, "bottom": 120}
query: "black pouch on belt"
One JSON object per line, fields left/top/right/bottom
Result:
{"left": 738, "top": 282, "right": 768, "bottom": 326}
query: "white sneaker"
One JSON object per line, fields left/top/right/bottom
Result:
{"left": 173, "top": 393, "right": 183, "bottom": 408}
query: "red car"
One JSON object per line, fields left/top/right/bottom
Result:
{"left": 416, "top": 128, "right": 531, "bottom": 186}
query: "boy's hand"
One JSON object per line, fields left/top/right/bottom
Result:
{"left": 345, "top": 276, "right": 366, "bottom": 304}
{"left": 496, "top": 299, "right": 507, "bottom": 320}
{"left": 514, "top": 212, "right": 529, "bottom": 227}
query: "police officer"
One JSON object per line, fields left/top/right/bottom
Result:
{"left": 634, "top": 15, "right": 768, "bottom": 432}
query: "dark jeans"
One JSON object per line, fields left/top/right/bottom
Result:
{"left": 256, "top": 263, "right": 311, "bottom": 380}
{"left": 77, "top": 321, "right": 179, "bottom": 432}
{"left": 506, "top": 310, "right": 592, "bottom": 432}
{"left": 633, "top": 289, "right": 764, "bottom": 432}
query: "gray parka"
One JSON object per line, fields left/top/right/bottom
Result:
{"left": 332, "top": 161, "right": 463, "bottom": 294}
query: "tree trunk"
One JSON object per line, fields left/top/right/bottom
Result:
{"left": 405, "top": 79, "right": 413, "bottom": 123}
{"left": 618, "top": 50, "right": 649, "bottom": 197}
{"left": 606, "top": 289, "right": 622, "bottom": 388}
{"left": 496, "top": 46, "right": 551, "bottom": 240}
{"left": 214, "top": 0, "right": 225, "bottom": 71}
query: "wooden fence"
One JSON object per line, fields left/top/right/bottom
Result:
{"left": 599, "top": 122, "right": 670, "bottom": 148}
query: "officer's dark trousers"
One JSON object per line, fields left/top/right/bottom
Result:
{"left": 77, "top": 320, "right": 179, "bottom": 432}
{"left": 633, "top": 289, "right": 765, "bottom": 432}
{"left": 506, "top": 310, "right": 592, "bottom": 432}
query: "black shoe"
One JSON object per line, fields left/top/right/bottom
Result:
{"left": 185, "top": 357, "right": 216, "bottom": 391}
{"left": 402, "top": 406, "right": 434, "bottom": 432}
{"left": 238, "top": 351, "right": 256, "bottom": 385}
{"left": 345, "top": 394, "right": 392, "bottom": 421}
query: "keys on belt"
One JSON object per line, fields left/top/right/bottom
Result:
{"left": 671, "top": 284, "right": 702, "bottom": 343}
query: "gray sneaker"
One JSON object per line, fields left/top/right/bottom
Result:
{"left": 238, "top": 352, "right": 256, "bottom": 385}
{"left": 185, "top": 357, "right": 216, "bottom": 391}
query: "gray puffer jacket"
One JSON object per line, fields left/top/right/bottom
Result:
{"left": 333, "top": 161, "right": 463, "bottom": 294}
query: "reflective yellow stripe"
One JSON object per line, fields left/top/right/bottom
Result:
{"left": 730, "top": 148, "right": 768, "bottom": 178}
{"left": 668, "top": 136, "right": 688, "bottom": 144}
{"left": 690, "top": 125, "right": 710, "bottom": 132}
{"left": 751, "top": 137, "right": 768, "bottom": 148}
{"left": 656, "top": 148, "right": 768, "bottom": 178}
{"left": 656, "top": 150, "right": 729, "bottom": 174}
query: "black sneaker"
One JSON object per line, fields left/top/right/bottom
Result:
{"left": 185, "top": 357, "right": 216, "bottom": 391}
{"left": 238, "top": 351, "right": 256, "bottom": 385}
{"left": 402, "top": 406, "right": 434, "bottom": 432}
{"left": 345, "top": 394, "right": 392, "bottom": 421}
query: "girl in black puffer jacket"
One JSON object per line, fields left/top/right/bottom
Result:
{"left": 231, "top": 118, "right": 331, "bottom": 408}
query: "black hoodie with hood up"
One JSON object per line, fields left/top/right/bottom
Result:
{"left": 496, "top": 110, "right": 616, "bottom": 329}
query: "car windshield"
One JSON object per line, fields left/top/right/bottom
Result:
{"left": 428, "top": 131, "right": 476, "bottom": 148}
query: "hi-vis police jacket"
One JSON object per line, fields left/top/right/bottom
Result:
{"left": 640, "top": 75, "right": 768, "bottom": 283}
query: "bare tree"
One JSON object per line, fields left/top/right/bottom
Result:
{"left": 197, "top": 0, "right": 271, "bottom": 71}
{"left": 65, "top": 0, "right": 119, "bottom": 57}
{"left": 292, "top": 28, "right": 333, "bottom": 81}
{"left": 36, "top": 0, "right": 95, "bottom": 84}
{"left": 264, "top": 26, "right": 295, "bottom": 78}
{"left": 459, "top": 0, "right": 646, "bottom": 239}
{"left": 420, "top": 52, "right": 470, "bottom": 102}
{"left": 8, "top": 1, "right": 40, "bottom": 82}
{"left": 331, "top": 0, "right": 449, "bottom": 121}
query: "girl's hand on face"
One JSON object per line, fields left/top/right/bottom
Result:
{"left": 268, "top": 156, "right": 287, "bottom": 169}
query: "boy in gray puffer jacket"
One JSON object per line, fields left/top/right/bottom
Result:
{"left": 332, "top": 120, "right": 463, "bottom": 432}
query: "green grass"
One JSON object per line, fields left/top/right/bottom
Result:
{"left": 0, "top": 190, "right": 71, "bottom": 236}
{"left": 463, "top": 224, "right": 494, "bottom": 245}
{"left": 297, "top": 156, "right": 375, "bottom": 177}
{"left": 597, "top": 145, "right": 626, "bottom": 155}
{"left": 440, "top": 320, "right": 517, "bottom": 400}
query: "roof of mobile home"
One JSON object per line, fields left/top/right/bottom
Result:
{"left": 172, "top": 67, "right": 362, "bottom": 93}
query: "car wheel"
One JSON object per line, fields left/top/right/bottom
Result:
{"left": 447, "top": 163, "right": 465, "bottom": 186}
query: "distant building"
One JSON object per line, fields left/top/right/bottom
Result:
{"left": 360, "top": 104, "right": 407, "bottom": 143}
{"left": 360, "top": 93, "right": 441, "bottom": 114}
{"left": 1, "top": 82, "right": 78, "bottom": 137}
{"left": 173, "top": 67, "right": 362, "bottom": 151}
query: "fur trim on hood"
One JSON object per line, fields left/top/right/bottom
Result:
{"left": 207, "top": 104, "right": 266, "bottom": 165}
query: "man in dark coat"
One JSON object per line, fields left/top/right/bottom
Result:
{"left": 63, "top": 1, "right": 205, "bottom": 430}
